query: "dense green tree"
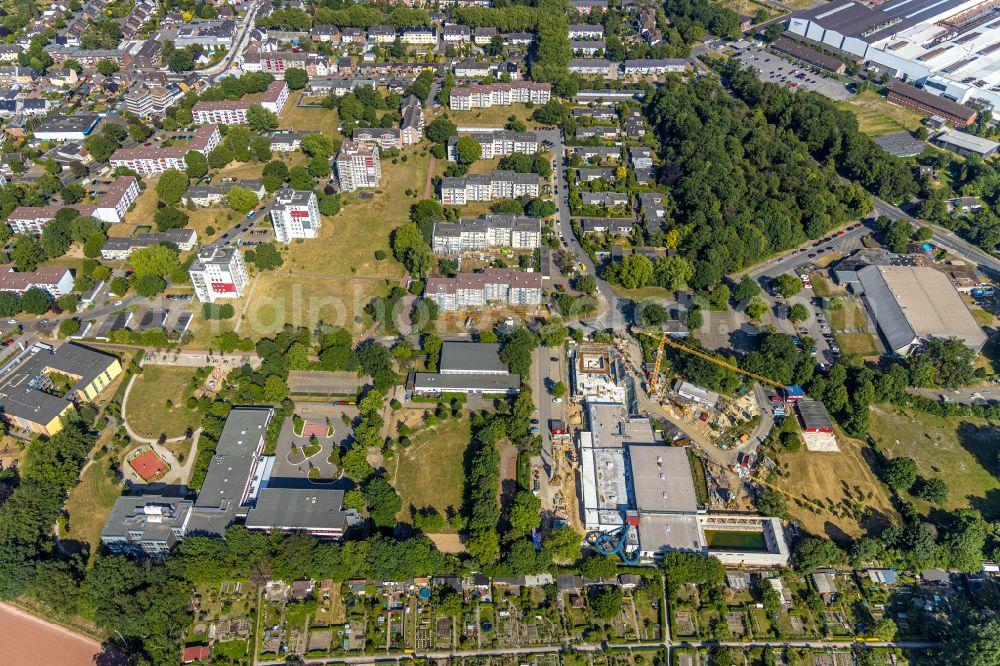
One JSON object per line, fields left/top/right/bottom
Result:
{"left": 884, "top": 456, "right": 918, "bottom": 492}
{"left": 20, "top": 287, "right": 50, "bottom": 315}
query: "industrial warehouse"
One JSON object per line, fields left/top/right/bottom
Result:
{"left": 788, "top": 0, "right": 1000, "bottom": 112}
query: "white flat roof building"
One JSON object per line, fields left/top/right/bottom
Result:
{"left": 788, "top": 0, "right": 1000, "bottom": 110}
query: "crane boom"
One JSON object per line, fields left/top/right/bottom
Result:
{"left": 639, "top": 331, "right": 785, "bottom": 390}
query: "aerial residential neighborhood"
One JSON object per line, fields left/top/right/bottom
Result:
{"left": 0, "top": 0, "right": 999, "bottom": 665}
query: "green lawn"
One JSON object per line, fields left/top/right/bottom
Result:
{"left": 870, "top": 404, "right": 1000, "bottom": 516}
{"left": 830, "top": 301, "right": 864, "bottom": 331}
{"left": 836, "top": 332, "right": 879, "bottom": 356}
{"left": 838, "top": 90, "right": 926, "bottom": 136}
{"left": 63, "top": 458, "right": 123, "bottom": 560}
{"left": 124, "top": 365, "right": 206, "bottom": 439}
{"left": 388, "top": 411, "right": 471, "bottom": 529}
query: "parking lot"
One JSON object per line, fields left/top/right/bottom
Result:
{"left": 732, "top": 48, "right": 854, "bottom": 101}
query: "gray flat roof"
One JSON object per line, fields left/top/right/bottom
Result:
{"left": 439, "top": 342, "right": 508, "bottom": 374}
{"left": 637, "top": 513, "right": 704, "bottom": 554}
{"left": 413, "top": 372, "right": 520, "bottom": 392}
{"left": 245, "top": 486, "right": 347, "bottom": 532}
{"left": 629, "top": 444, "right": 699, "bottom": 514}
{"left": 858, "top": 265, "right": 987, "bottom": 353}
{"left": 586, "top": 402, "right": 657, "bottom": 449}
{"left": 194, "top": 408, "right": 272, "bottom": 513}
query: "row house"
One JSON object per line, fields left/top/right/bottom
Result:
{"left": 569, "top": 59, "right": 614, "bottom": 77}
{"left": 185, "top": 179, "right": 265, "bottom": 207}
{"left": 574, "top": 106, "right": 618, "bottom": 122}
{"left": 308, "top": 77, "right": 377, "bottom": 96}
{"left": 432, "top": 214, "right": 542, "bottom": 254}
{"left": 340, "top": 27, "right": 365, "bottom": 44}
{"left": 454, "top": 60, "right": 492, "bottom": 78}
{"left": 446, "top": 130, "right": 538, "bottom": 161}
{"left": 440, "top": 170, "right": 540, "bottom": 205}
{"left": 569, "top": 24, "right": 605, "bottom": 40}
{"left": 623, "top": 58, "right": 689, "bottom": 76}
{"left": 352, "top": 127, "right": 402, "bottom": 151}
{"left": 572, "top": 146, "right": 620, "bottom": 163}
{"left": 424, "top": 267, "right": 543, "bottom": 311}
{"left": 637, "top": 192, "right": 667, "bottom": 233}
{"left": 7, "top": 176, "right": 139, "bottom": 233}
{"left": 570, "top": 0, "right": 608, "bottom": 14}
{"left": 368, "top": 25, "right": 396, "bottom": 43}
{"left": 576, "top": 125, "right": 620, "bottom": 140}
{"left": 442, "top": 24, "right": 472, "bottom": 43}
{"left": 259, "top": 51, "right": 332, "bottom": 78}
{"left": 270, "top": 188, "right": 321, "bottom": 243}
{"left": 400, "top": 95, "right": 424, "bottom": 145}
{"left": 335, "top": 141, "right": 382, "bottom": 192}
{"left": 576, "top": 167, "right": 617, "bottom": 182}
{"left": 356, "top": 61, "right": 436, "bottom": 77}
{"left": 0, "top": 67, "right": 36, "bottom": 86}
{"left": 581, "top": 192, "right": 629, "bottom": 208}
{"left": 580, "top": 217, "right": 635, "bottom": 235}
{"left": 110, "top": 124, "right": 220, "bottom": 175}
{"left": 401, "top": 28, "right": 436, "bottom": 45}
{"left": 571, "top": 40, "right": 605, "bottom": 56}
{"left": 49, "top": 48, "right": 126, "bottom": 67}
{"left": 449, "top": 82, "right": 551, "bottom": 110}
{"left": 473, "top": 27, "right": 497, "bottom": 46}
{"left": 189, "top": 246, "right": 248, "bottom": 303}
{"left": 192, "top": 80, "right": 288, "bottom": 124}
{"left": 101, "top": 228, "right": 198, "bottom": 261}
{"left": 503, "top": 32, "right": 534, "bottom": 47}
{"left": 310, "top": 25, "right": 341, "bottom": 43}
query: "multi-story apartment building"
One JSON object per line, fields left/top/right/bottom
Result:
{"left": 424, "top": 267, "right": 543, "bottom": 311}
{"left": 449, "top": 82, "right": 551, "bottom": 110}
{"left": 100, "top": 496, "right": 195, "bottom": 556}
{"left": 439, "top": 171, "right": 540, "bottom": 205}
{"left": 401, "top": 28, "right": 435, "bottom": 44}
{"left": 7, "top": 176, "right": 139, "bottom": 233}
{"left": 189, "top": 246, "right": 248, "bottom": 303}
{"left": 0, "top": 265, "right": 74, "bottom": 296}
{"left": 191, "top": 80, "right": 288, "bottom": 124}
{"left": 335, "top": 140, "right": 381, "bottom": 192}
{"left": 269, "top": 188, "right": 321, "bottom": 243}
{"left": 258, "top": 51, "right": 331, "bottom": 78}
{"left": 432, "top": 215, "right": 542, "bottom": 254}
{"left": 400, "top": 94, "right": 423, "bottom": 145}
{"left": 122, "top": 85, "right": 182, "bottom": 117}
{"left": 110, "top": 124, "right": 220, "bottom": 175}
{"left": 446, "top": 130, "right": 538, "bottom": 161}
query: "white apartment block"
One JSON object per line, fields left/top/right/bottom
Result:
{"left": 335, "top": 140, "right": 381, "bottom": 192}
{"left": 424, "top": 268, "right": 543, "bottom": 311}
{"left": 270, "top": 188, "right": 321, "bottom": 243}
{"left": 569, "top": 24, "right": 605, "bottom": 40}
{"left": 439, "top": 171, "right": 540, "bottom": 205}
{"left": 401, "top": 28, "right": 436, "bottom": 44}
{"left": 432, "top": 215, "right": 542, "bottom": 254}
{"left": 449, "top": 82, "right": 551, "bottom": 110}
{"left": 446, "top": 130, "right": 538, "bottom": 161}
{"left": 110, "top": 124, "right": 220, "bottom": 175}
{"left": 7, "top": 176, "right": 140, "bottom": 233}
{"left": 191, "top": 81, "right": 288, "bottom": 124}
{"left": 189, "top": 246, "right": 249, "bottom": 303}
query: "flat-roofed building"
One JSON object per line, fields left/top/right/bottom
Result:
{"left": 933, "top": 128, "right": 1000, "bottom": 158}
{"left": 424, "top": 267, "right": 542, "bottom": 311}
{"left": 101, "top": 496, "right": 194, "bottom": 556}
{"left": 189, "top": 245, "right": 249, "bottom": 302}
{"left": 245, "top": 487, "right": 348, "bottom": 538}
{"left": 0, "top": 342, "right": 122, "bottom": 436}
{"left": 269, "top": 188, "right": 320, "bottom": 242}
{"left": 431, "top": 215, "right": 541, "bottom": 254}
{"left": 858, "top": 264, "right": 987, "bottom": 355}
{"left": 412, "top": 341, "right": 521, "bottom": 395}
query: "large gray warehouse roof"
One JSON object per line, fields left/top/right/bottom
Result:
{"left": 439, "top": 342, "right": 508, "bottom": 374}
{"left": 858, "top": 265, "right": 987, "bottom": 354}
{"left": 245, "top": 487, "right": 347, "bottom": 532}
{"left": 629, "top": 445, "right": 699, "bottom": 514}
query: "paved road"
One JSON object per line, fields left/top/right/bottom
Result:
{"left": 872, "top": 197, "right": 1000, "bottom": 279}
{"left": 204, "top": 0, "right": 263, "bottom": 83}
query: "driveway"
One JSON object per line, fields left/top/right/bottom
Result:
{"left": 271, "top": 416, "right": 344, "bottom": 484}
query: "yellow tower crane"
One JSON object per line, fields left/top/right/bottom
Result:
{"left": 639, "top": 330, "right": 786, "bottom": 393}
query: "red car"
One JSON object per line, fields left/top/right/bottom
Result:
{"left": 837, "top": 230, "right": 846, "bottom": 236}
